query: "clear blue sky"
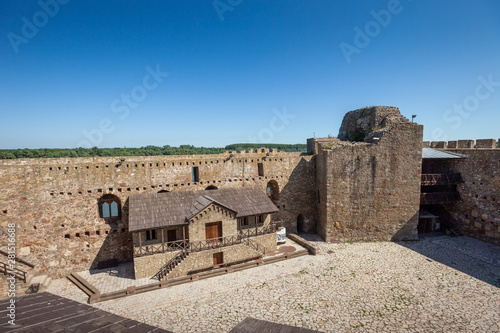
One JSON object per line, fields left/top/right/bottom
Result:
{"left": 1, "top": 0, "right": 499, "bottom": 149}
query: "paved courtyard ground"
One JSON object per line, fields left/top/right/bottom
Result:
{"left": 47, "top": 235, "right": 500, "bottom": 332}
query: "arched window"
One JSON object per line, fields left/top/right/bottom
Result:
{"left": 110, "top": 201, "right": 118, "bottom": 217}
{"left": 205, "top": 185, "right": 218, "bottom": 190}
{"left": 98, "top": 194, "right": 121, "bottom": 220}
{"left": 266, "top": 180, "right": 280, "bottom": 202}
{"left": 102, "top": 202, "right": 110, "bottom": 218}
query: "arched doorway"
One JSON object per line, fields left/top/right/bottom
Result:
{"left": 266, "top": 180, "right": 280, "bottom": 202}
{"left": 157, "top": 190, "right": 169, "bottom": 193}
{"left": 205, "top": 185, "right": 218, "bottom": 190}
{"left": 98, "top": 194, "right": 121, "bottom": 221}
{"left": 297, "top": 214, "right": 306, "bottom": 233}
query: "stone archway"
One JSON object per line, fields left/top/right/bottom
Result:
{"left": 157, "top": 190, "right": 169, "bottom": 193}
{"left": 205, "top": 185, "right": 218, "bottom": 190}
{"left": 266, "top": 180, "right": 280, "bottom": 202}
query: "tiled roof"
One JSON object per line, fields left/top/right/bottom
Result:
{"left": 129, "top": 187, "right": 279, "bottom": 232}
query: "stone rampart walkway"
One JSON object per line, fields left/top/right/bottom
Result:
{"left": 46, "top": 236, "right": 500, "bottom": 332}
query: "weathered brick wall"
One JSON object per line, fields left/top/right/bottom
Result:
{"left": 317, "top": 123, "right": 423, "bottom": 242}
{"left": 167, "top": 244, "right": 260, "bottom": 279}
{"left": 133, "top": 250, "right": 180, "bottom": 279}
{"left": 0, "top": 151, "right": 314, "bottom": 278}
{"left": 443, "top": 147, "right": 500, "bottom": 244}
{"left": 252, "top": 233, "right": 277, "bottom": 253}
{"left": 188, "top": 203, "right": 237, "bottom": 242}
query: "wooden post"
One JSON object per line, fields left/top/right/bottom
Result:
{"left": 255, "top": 216, "right": 258, "bottom": 236}
{"left": 161, "top": 229, "right": 165, "bottom": 252}
{"left": 183, "top": 226, "right": 186, "bottom": 246}
{"left": 138, "top": 232, "right": 142, "bottom": 256}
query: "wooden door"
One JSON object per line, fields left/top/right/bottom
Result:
{"left": 167, "top": 229, "right": 177, "bottom": 242}
{"left": 213, "top": 252, "right": 223, "bottom": 265}
{"left": 205, "top": 222, "right": 222, "bottom": 241}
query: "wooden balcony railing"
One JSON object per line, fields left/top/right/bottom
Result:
{"left": 420, "top": 192, "right": 460, "bottom": 204}
{"left": 134, "top": 223, "right": 277, "bottom": 258}
{"left": 238, "top": 224, "right": 277, "bottom": 238}
{"left": 421, "top": 173, "right": 463, "bottom": 186}
{"left": 0, "top": 261, "right": 28, "bottom": 283}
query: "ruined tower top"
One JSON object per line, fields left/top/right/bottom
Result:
{"left": 337, "top": 106, "right": 410, "bottom": 142}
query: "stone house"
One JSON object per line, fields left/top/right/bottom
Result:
{"left": 128, "top": 187, "right": 279, "bottom": 279}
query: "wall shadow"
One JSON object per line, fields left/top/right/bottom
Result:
{"left": 397, "top": 235, "right": 500, "bottom": 288}
{"left": 278, "top": 156, "right": 317, "bottom": 233}
{"left": 90, "top": 198, "right": 133, "bottom": 270}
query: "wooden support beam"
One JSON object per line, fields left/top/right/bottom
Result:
{"left": 161, "top": 229, "right": 165, "bottom": 252}
{"left": 183, "top": 226, "right": 186, "bottom": 243}
{"left": 138, "top": 232, "right": 142, "bottom": 256}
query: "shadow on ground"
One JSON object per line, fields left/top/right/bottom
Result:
{"left": 398, "top": 235, "right": 500, "bottom": 288}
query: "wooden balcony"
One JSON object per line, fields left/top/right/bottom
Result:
{"left": 421, "top": 173, "right": 463, "bottom": 186}
{"left": 134, "top": 224, "right": 277, "bottom": 258}
{"left": 420, "top": 192, "right": 460, "bottom": 204}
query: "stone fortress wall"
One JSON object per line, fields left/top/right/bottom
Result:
{"left": 0, "top": 149, "right": 316, "bottom": 278}
{"left": 0, "top": 106, "right": 497, "bottom": 280}
{"left": 423, "top": 139, "right": 500, "bottom": 244}
{"left": 312, "top": 106, "right": 423, "bottom": 243}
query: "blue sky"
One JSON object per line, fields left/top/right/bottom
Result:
{"left": 1, "top": 0, "right": 499, "bottom": 149}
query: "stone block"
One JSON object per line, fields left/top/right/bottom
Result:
{"left": 19, "top": 246, "right": 30, "bottom": 255}
{"left": 431, "top": 141, "right": 447, "bottom": 148}
{"left": 422, "top": 141, "right": 430, "bottom": 148}
{"left": 457, "top": 140, "right": 474, "bottom": 148}
{"left": 447, "top": 141, "right": 458, "bottom": 148}
{"left": 475, "top": 139, "right": 495, "bottom": 149}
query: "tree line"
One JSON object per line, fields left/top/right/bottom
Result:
{"left": 0, "top": 143, "right": 307, "bottom": 159}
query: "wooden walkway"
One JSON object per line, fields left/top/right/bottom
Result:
{"left": 230, "top": 317, "right": 321, "bottom": 333}
{"left": 0, "top": 292, "right": 171, "bottom": 332}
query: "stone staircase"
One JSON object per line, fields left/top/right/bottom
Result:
{"left": 153, "top": 250, "right": 189, "bottom": 281}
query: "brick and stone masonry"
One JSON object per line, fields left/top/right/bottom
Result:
{"left": 0, "top": 106, "right": 497, "bottom": 281}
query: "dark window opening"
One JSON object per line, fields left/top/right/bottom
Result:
{"left": 75, "top": 233, "right": 80, "bottom": 237}
{"left": 258, "top": 163, "right": 264, "bottom": 177}
{"left": 192, "top": 167, "right": 200, "bottom": 182}
{"left": 64, "top": 234, "right": 70, "bottom": 238}
{"left": 205, "top": 185, "right": 218, "bottom": 190}
{"left": 241, "top": 217, "right": 249, "bottom": 226}
{"left": 85, "top": 231, "right": 90, "bottom": 236}
{"left": 297, "top": 214, "right": 306, "bottom": 233}
{"left": 146, "top": 229, "right": 157, "bottom": 241}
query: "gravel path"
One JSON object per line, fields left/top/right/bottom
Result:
{"left": 47, "top": 236, "right": 500, "bottom": 332}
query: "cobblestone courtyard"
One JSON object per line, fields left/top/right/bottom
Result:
{"left": 47, "top": 236, "right": 500, "bottom": 332}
